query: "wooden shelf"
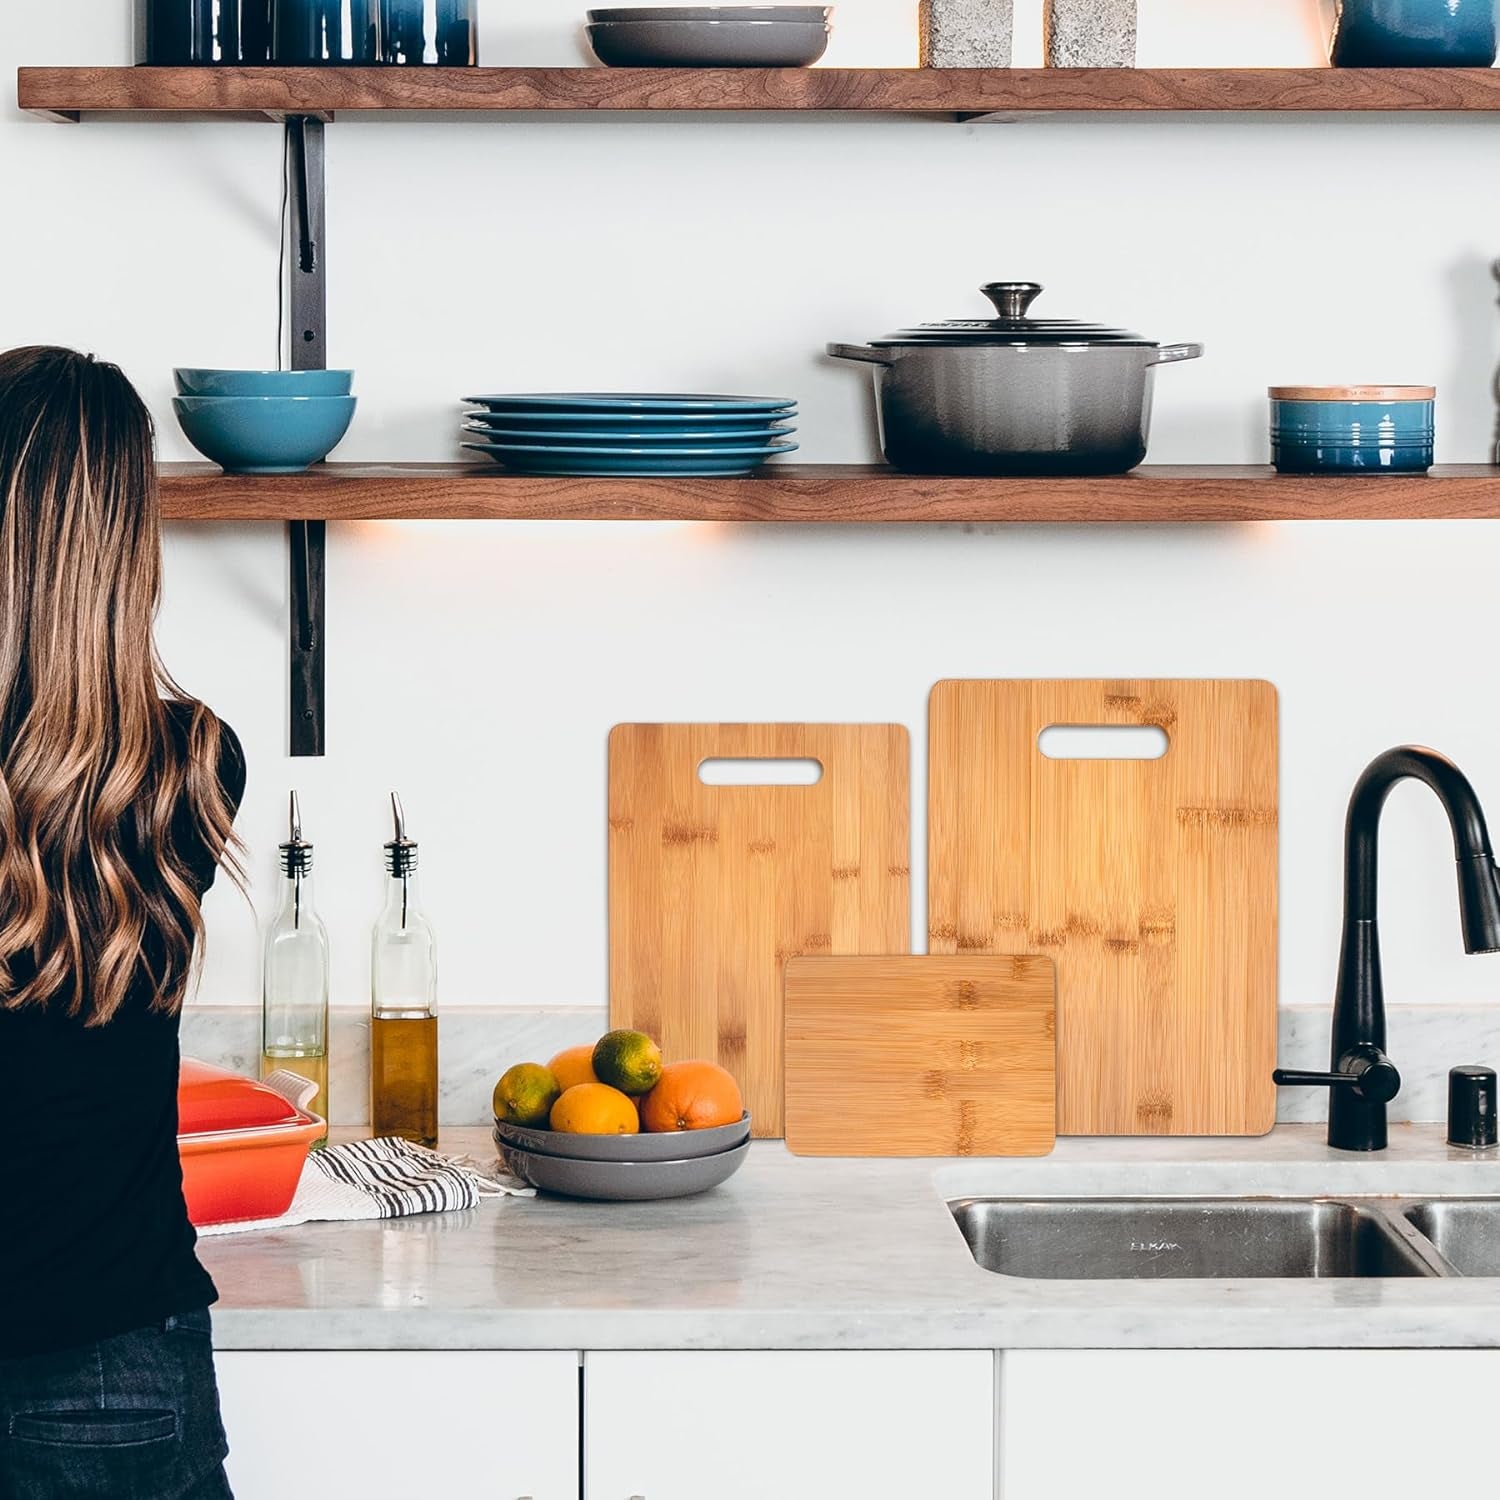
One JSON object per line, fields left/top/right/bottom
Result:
{"left": 23, "top": 66, "right": 1500, "bottom": 123}
{"left": 157, "top": 462, "right": 1500, "bottom": 523}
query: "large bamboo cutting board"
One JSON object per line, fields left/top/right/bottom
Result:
{"left": 784, "top": 955, "right": 1057, "bottom": 1157}
{"left": 928, "top": 680, "right": 1278, "bottom": 1137}
{"left": 609, "top": 724, "right": 911, "bottom": 1138}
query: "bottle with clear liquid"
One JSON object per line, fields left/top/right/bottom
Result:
{"left": 370, "top": 793, "right": 438, "bottom": 1146}
{"left": 261, "top": 791, "right": 330, "bottom": 1145}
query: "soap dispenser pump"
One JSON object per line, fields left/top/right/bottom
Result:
{"left": 370, "top": 793, "right": 439, "bottom": 1145}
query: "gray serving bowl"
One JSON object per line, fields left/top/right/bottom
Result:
{"left": 499, "top": 1140, "right": 751, "bottom": 1201}
{"left": 586, "top": 18, "right": 831, "bottom": 66}
{"left": 494, "top": 1111, "right": 751, "bottom": 1163}
{"left": 589, "top": 5, "right": 832, "bottom": 20}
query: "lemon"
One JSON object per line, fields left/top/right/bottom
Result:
{"left": 592, "top": 1029, "right": 663, "bottom": 1096}
{"left": 494, "top": 1062, "right": 561, "bottom": 1127}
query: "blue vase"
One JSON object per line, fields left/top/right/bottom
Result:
{"left": 1331, "top": 0, "right": 1498, "bottom": 66}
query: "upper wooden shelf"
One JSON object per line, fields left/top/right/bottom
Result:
{"left": 22, "top": 65, "right": 1500, "bottom": 122}
{"left": 157, "top": 462, "right": 1500, "bottom": 523}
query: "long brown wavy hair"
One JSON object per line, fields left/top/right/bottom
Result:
{"left": 0, "top": 346, "right": 243, "bottom": 1025}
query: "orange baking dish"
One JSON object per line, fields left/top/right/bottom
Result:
{"left": 177, "top": 1059, "right": 325, "bottom": 1227}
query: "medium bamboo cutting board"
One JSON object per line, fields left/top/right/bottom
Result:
{"left": 928, "top": 680, "right": 1278, "bottom": 1137}
{"left": 784, "top": 955, "right": 1057, "bottom": 1157}
{"left": 609, "top": 724, "right": 911, "bottom": 1138}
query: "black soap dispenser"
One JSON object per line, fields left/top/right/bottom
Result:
{"left": 1447, "top": 1065, "right": 1498, "bottom": 1150}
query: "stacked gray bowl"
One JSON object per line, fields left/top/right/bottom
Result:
{"left": 586, "top": 6, "right": 833, "bottom": 67}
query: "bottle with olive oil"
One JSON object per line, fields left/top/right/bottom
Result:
{"left": 261, "top": 792, "right": 330, "bottom": 1144}
{"left": 370, "top": 793, "right": 439, "bottom": 1145}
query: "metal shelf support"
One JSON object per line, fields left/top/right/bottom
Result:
{"left": 286, "top": 115, "right": 326, "bottom": 757}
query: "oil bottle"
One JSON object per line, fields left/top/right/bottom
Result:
{"left": 370, "top": 793, "right": 439, "bottom": 1145}
{"left": 261, "top": 791, "right": 330, "bottom": 1144}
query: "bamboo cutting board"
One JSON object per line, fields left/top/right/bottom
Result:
{"left": 784, "top": 955, "right": 1057, "bottom": 1157}
{"left": 609, "top": 724, "right": 911, "bottom": 1138}
{"left": 928, "top": 680, "right": 1278, "bottom": 1137}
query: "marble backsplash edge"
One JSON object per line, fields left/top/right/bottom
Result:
{"left": 180, "top": 1003, "right": 1500, "bottom": 1128}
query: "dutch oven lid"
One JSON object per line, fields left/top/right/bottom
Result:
{"left": 870, "top": 282, "right": 1157, "bottom": 348}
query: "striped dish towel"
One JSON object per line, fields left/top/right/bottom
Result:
{"left": 198, "top": 1136, "right": 534, "bottom": 1237}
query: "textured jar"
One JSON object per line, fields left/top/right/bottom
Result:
{"left": 136, "top": 0, "right": 274, "bottom": 63}
{"left": 1044, "top": 0, "right": 1136, "bottom": 66}
{"left": 382, "top": 0, "right": 479, "bottom": 65}
{"left": 919, "top": 0, "right": 1013, "bottom": 67}
{"left": 272, "top": 0, "right": 382, "bottom": 63}
{"left": 1269, "top": 385, "right": 1435, "bottom": 475}
{"left": 1331, "top": 0, "right": 1497, "bottom": 66}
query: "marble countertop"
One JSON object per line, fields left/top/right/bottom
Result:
{"left": 200, "top": 1125, "right": 1500, "bottom": 1353}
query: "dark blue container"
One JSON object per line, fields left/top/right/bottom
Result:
{"left": 1331, "top": 0, "right": 1497, "bottom": 67}
{"left": 381, "top": 0, "right": 478, "bottom": 65}
{"left": 136, "top": 0, "right": 274, "bottom": 63}
{"left": 1269, "top": 386, "right": 1435, "bottom": 475}
{"left": 272, "top": 0, "right": 383, "bottom": 63}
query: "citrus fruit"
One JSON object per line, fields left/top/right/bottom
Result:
{"left": 550, "top": 1082, "right": 640, "bottom": 1135}
{"left": 548, "top": 1044, "right": 599, "bottom": 1092}
{"left": 640, "top": 1060, "right": 744, "bottom": 1133}
{"left": 592, "top": 1029, "right": 663, "bottom": 1096}
{"left": 494, "top": 1063, "right": 561, "bottom": 1127}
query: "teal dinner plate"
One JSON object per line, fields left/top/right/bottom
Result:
{"left": 464, "top": 408, "right": 796, "bottom": 430}
{"left": 461, "top": 441, "right": 797, "bottom": 475}
{"left": 461, "top": 421, "right": 794, "bottom": 445}
{"left": 461, "top": 392, "right": 797, "bottom": 413}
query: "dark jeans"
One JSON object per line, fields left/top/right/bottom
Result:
{"left": 0, "top": 1308, "right": 232, "bottom": 1500}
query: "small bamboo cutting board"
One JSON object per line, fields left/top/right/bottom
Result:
{"left": 609, "top": 724, "right": 911, "bottom": 1138}
{"left": 784, "top": 955, "right": 1057, "bottom": 1157}
{"left": 928, "top": 679, "right": 1278, "bottom": 1137}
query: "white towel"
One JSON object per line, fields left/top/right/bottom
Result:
{"left": 197, "top": 1136, "right": 534, "bottom": 1237}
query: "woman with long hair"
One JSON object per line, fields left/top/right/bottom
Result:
{"left": 0, "top": 346, "right": 246, "bottom": 1498}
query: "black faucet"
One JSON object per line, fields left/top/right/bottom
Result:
{"left": 1274, "top": 747, "right": 1500, "bottom": 1152}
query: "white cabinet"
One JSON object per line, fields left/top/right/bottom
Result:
{"left": 584, "top": 1350, "right": 994, "bottom": 1500}
{"left": 216, "top": 1350, "right": 579, "bottom": 1500}
{"left": 1000, "top": 1350, "right": 1500, "bottom": 1499}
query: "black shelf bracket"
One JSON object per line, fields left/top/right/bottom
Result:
{"left": 286, "top": 115, "right": 326, "bottom": 757}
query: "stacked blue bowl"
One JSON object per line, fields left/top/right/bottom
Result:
{"left": 1269, "top": 385, "right": 1434, "bottom": 475}
{"left": 173, "top": 369, "right": 357, "bottom": 475}
{"left": 460, "top": 392, "right": 799, "bottom": 476}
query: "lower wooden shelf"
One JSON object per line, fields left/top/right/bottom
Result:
{"left": 157, "top": 461, "right": 1500, "bottom": 523}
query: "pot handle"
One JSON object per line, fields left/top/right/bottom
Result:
{"left": 826, "top": 342, "right": 893, "bottom": 366}
{"left": 1151, "top": 343, "right": 1205, "bottom": 368}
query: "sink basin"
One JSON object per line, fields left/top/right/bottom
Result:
{"left": 1401, "top": 1201, "right": 1500, "bottom": 1276}
{"left": 950, "top": 1198, "right": 1440, "bottom": 1279}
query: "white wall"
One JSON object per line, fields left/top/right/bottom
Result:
{"left": 4, "top": 0, "right": 1500, "bottom": 1019}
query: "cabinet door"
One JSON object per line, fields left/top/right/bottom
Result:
{"left": 584, "top": 1350, "right": 993, "bottom": 1500}
{"left": 1000, "top": 1350, "right": 1500, "bottom": 1499}
{"left": 217, "top": 1350, "right": 579, "bottom": 1499}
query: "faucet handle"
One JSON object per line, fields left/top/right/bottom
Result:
{"left": 1274, "top": 1047, "right": 1401, "bottom": 1105}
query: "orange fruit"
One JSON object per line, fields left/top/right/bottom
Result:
{"left": 548, "top": 1044, "right": 599, "bottom": 1092}
{"left": 640, "top": 1061, "right": 744, "bottom": 1133}
{"left": 550, "top": 1082, "right": 640, "bottom": 1136}
{"left": 592, "top": 1029, "right": 663, "bottom": 1096}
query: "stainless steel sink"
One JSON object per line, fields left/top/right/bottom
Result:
{"left": 1401, "top": 1201, "right": 1500, "bottom": 1276}
{"left": 950, "top": 1198, "right": 1450, "bottom": 1279}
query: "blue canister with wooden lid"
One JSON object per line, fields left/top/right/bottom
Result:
{"left": 1269, "top": 385, "right": 1435, "bottom": 475}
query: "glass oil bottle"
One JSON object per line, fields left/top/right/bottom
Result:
{"left": 370, "top": 793, "right": 439, "bottom": 1145}
{"left": 261, "top": 791, "right": 330, "bottom": 1144}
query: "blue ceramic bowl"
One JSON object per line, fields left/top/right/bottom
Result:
{"left": 1269, "top": 387, "right": 1434, "bottom": 475}
{"left": 1330, "top": 0, "right": 1496, "bottom": 66}
{"left": 173, "top": 395, "right": 357, "bottom": 474}
{"left": 174, "top": 368, "right": 355, "bottom": 397}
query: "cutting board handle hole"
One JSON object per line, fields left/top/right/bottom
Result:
{"left": 1037, "top": 726, "right": 1169, "bottom": 761}
{"left": 697, "top": 757, "right": 824, "bottom": 786}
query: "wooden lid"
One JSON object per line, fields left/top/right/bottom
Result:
{"left": 1269, "top": 385, "right": 1435, "bottom": 401}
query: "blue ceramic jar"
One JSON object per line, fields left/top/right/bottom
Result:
{"left": 382, "top": 0, "right": 478, "bottom": 65}
{"left": 136, "top": 0, "right": 273, "bottom": 63}
{"left": 1269, "top": 386, "right": 1435, "bottom": 475}
{"left": 273, "top": 0, "right": 383, "bottom": 63}
{"left": 1331, "top": 0, "right": 1497, "bottom": 67}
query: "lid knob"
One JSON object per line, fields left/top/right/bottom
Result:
{"left": 980, "top": 282, "right": 1043, "bottom": 321}
{"left": 1448, "top": 1064, "right": 1498, "bottom": 1149}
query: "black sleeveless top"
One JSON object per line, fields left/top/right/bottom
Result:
{"left": 0, "top": 707, "right": 245, "bottom": 1357}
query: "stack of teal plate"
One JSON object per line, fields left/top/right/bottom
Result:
{"left": 461, "top": 392, "right": 799, "bottom": 476}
